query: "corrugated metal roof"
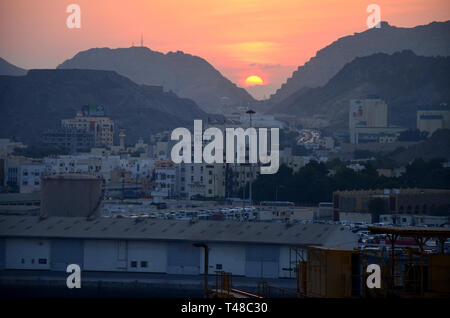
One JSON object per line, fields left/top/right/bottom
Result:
{"left": 0, "top": 216, "right": 351, "bottom": 246}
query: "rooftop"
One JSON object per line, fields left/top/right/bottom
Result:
{"left": 0, "top": 215, "right": 354, "bottom": 246}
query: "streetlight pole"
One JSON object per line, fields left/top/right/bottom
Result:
{"left": 246, "top": 109, "right": 255, "bottom": 206}
{"left": 193, "top": 242, "right": 209, "bottom": 298}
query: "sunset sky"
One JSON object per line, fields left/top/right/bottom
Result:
{"left": 0, "top": 0, "right": 449, "bottom": 98}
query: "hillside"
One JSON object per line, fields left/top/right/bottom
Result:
{"left": 0, "top": 57, "right": 27, "bottom": 76}
{"left": 57, "top": 47, "right": 254, "bottom": 113}
{"left": 0, "top": 69, "right": 207, "bottom": 144}
{"left": 392, "top": 129, "right": 450, "bottom": 164}
{"left": 270, "top": 21, "right": 450, "bottom": 104}
{"left": 269, "top": 51, "right": 450, "bottom": 129}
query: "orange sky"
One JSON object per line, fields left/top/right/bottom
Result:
{"left": 0, "top": 0, "right": 449, "bottom": 97}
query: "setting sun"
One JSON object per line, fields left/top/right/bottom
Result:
{"left": 245, "top": 75, "right": 264, "bottom": 86}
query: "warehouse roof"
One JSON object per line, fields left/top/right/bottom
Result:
{"left": 0, "top": 216, "right": 355, "bottom": 247}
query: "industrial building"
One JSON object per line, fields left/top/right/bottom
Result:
{"left": 0, "top": 216, "right": 357, "bottom": 278}
{"left": 417, "top": 105, "right": 450, "bottom": 136}
{"left": 333, "top": 188, "right": 450, "bottom": 221}
{"left": 349, "top": 97, "right": 406, "bottom": 144}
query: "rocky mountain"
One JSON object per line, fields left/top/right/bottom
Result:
{"left": 0, "top": 69, "right": 207, "bottom": 144}
{"left": 0, "top": 57, "right": 27, "bottom": 76}
{"left": 57, "top": 47, "right": 254, "bottom": 113}
{"left": 270, "top": 21, "right": 450, "bottom": 104}
{"left": 269, "top": 51, "right": 450, "bottom": 129}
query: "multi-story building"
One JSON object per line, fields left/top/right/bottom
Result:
{"left": 4, "top": 158, "right": 45, "bottom": 193}
{"left": 349, "top": 96, "right": 405, "bottom": 144}
{"left": 43, "top": 154, "right": 154, "bottom": 185}
{"left": 62, "top": 106, "right": 115, "bottom": 148}
{"left": 180, "top": 162, "right": 227, "bottom": 199}
{"left": 152, "top": 161, "right": 180, "bottom": 200}
{"left": 417, "top": 105, "right": 450, "bottom": 136}
{"left": 41, "top": 128, "right": 94, "bottom": 153}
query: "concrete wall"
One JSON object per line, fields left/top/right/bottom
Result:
{"left": 84, "top": 239, "right": 127, "bottom": 271}
{"left": 167, "top": 242, "right": 200, "bottom": 275}
{"left": 245, "top": 245, "right": 279, "bottom": 278}
{"left": 1, "top": 237, "right": 310, "bottom": 279}
{"left": 50, "top": 239, "right": 84, "bottom": 271}
{"left": 5, "top": 238, "right": 50, "bottom": 270}
{"left": 199, "top": 243, "right": 246, "bottom": 276}
{"left": 127, "top": 241, "right": 167, "bottom": 273}
{"left": 339, "top": 212, "right": 372, "bottom": 224}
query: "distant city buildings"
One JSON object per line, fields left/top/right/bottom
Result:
{"left": 61, "top": 105, "right": 115, "bottom": 148}
{"left": 417, "top": 105, "right": 450, "bottom": 136}
{"left": 333, "top": 188, "right": 450, "bottom": 221}
{"left": 41, "top": 128, "right": 94, "bottom": 153}
{"left": 3, "top": 157, "right": 45, "bottom": 193}
{"left": 0, "top": 138, "right": 25, "bottom": 156}
{"left": 349, "top": 96, "right": 405, "bottom": 144}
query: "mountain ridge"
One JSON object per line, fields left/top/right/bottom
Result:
{"left": 269, "top": 50, "right": 450, "bottom": 129}
{"left": 269, "top": 20, "right": 450, "bottom": 104}
{"left": 0, "top": 69, "right": 207, "bottom": 144}
{"left": 57, "top": 46, "right": 255, "bottom": 113}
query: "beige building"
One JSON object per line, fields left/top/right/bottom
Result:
{"left": 181, "top": 162, "right": 227, "bottom": 199}
{"left": 417, "top": 105, "right": 450, "bottom": 136}
{"left": 349, "top": 97, "right": 389, "bottom": 144}
{"left": 62, "top": 111, "right": 115, "bottom": 148}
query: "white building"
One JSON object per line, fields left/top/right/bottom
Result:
{"left": 4, "top": 158, "right": 45, "bottom": 193}
{"left": 0, "top": 216, "right": 358, "bottom": 278}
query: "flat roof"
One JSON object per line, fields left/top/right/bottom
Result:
{"left": 0, "top": 192, "right": 41, "bottom": 203}
{"left": 368, "top": 226, "right": 450, "bottom": 238}
{"left": 0, "top": 215, "right": 353, "bottom": 246}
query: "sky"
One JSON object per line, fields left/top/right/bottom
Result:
{"left": 0, "top": 0, "right": 449, "bottom": 99}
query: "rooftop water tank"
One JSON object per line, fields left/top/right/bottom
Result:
{"left": 40, "top": 174, "right": 103, "bottom": 219}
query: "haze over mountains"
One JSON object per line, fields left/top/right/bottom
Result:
{"left": 270, "top": 21, "right": 450, "bottom": 104}
{"left": 1, "top": 20, "right": 449, "bottom": 146}
{"left": 0, "top": 69, "right": 207, "bottom": 144}
{"left": 270, "top": 51, "right": 450, "bottom": 129}
{"left": 57, "top": 47, "right": 254, "bottom": 113}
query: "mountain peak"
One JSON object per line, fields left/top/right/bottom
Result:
{"left": 270, "top": 20, "right": 450, "bottom": 104}
{"left": 58, "top": 47, "right": 254, "bottom": 113}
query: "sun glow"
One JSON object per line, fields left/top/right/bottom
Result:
{"left": 245, "top": 75, "right": 264, "bottom": 86}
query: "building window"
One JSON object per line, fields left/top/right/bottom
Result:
{"left": 141, "top": 261, "right": 148, "bottom": 268}
{"left": 216, "top": 264, "right": 222, "bottom": 270}
{"left": 21, "top": 258, "right": 25, "bottom": 264}
{"left": 131, "top": 261, "right": 137, "bottom": 268}
{"left": 38, "top": 258, "right": 47, "bottom": 264}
